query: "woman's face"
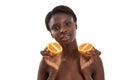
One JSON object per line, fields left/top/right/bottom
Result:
{"left": 49, "top": 13, "right": 77, "bottom": 44}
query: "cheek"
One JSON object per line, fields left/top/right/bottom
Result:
{"left": 51, "top": 31, "right": 59, "bottom": 38}
{"left": 51, "top": 31, "right": 55, "bottom": 38}
{"left": 71, "top": 28, "right": 76, "bottom": 36}
{"left": 73, "top": 31, "right": 76, "bottom": 39}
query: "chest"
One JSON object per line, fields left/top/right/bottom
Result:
{"left": 56, "top": 58, "right": 84, "bottom": 80}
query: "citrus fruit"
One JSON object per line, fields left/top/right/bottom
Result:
{"left": 47, "top": 42, "right": 63, "bottom": 55}
{"left": 78, "top": 43, "right": 93, "bottom": 55}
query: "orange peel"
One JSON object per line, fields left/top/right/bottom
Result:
{"left": 78, "top": 43, "right": 93, "bottom": 55}
{"left": 47, "top": 42, "right": 63, "bottom": 55}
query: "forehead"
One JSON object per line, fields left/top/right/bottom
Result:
{"left": 49, "top": 13, "right": 73, "bottom": 26}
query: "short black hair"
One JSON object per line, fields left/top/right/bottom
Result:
{"left": 45, "top": 5, "right": 77, "bottom": 31}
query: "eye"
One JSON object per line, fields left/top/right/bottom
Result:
{"left": 65, "top": 21, "right": 72, "bottom": 27}
{"left": 52, "top": 25, "right": 60, "bottom": 31}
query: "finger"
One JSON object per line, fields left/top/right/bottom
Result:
{"left": 41, "top": 51, "right": 51, "bottom": 56}
{"left": 40, "top": 49, "right": 54, "bottom": 56}
{"left": 96, "top": 50, "right": 101, "bottom": 55}
{"left": 90, "top": 48, "right": 101, "bottom": 56}
{"left": 44, "top": 48, "right": 55, "bottom": 56}
{"left": 93, "top": 50, "right": 101, "bottom": 57}
{"left": 40, "top": 51, "right": 48, "bottom": 56}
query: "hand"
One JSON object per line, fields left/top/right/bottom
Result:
{"left": 80, "top": 48, "right": 101, "bottom": 70}
{"left": 41, "top": 48, "right": 62, "bottom": 70}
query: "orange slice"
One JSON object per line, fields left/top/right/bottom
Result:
{"left": 78, "top": 43, "right": 93, "bottom": 55}
{"left": 47, "top": 42, "right": 63, "bottom": 55}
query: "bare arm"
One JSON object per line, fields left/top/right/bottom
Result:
{"left": 92, "top": 57, "right": 105, "bottom": 80}
{"left": 80, "top": 48, "right": 104, "bottom": 80}
{"left": 38, "top": 48, "right": 62, "bottom": 80}
{"left": 37, "top": 58, "right": 49, "bottom": 80}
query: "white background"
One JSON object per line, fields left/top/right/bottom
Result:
{"left": 0, "top": 0, "right": 120, "bottom": 80}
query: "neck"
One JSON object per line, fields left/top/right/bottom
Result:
{"left": 60, "top": 39, "right": 79, "bottom": 58}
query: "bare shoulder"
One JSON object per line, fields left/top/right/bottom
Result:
{"left": 38, "top": 58, "right": 50, "bottom": 73}
{"left": 94, "top": 57, "right": 104, "bottom": 70}
{"left": 92, "top": 56, "right": 105, "bottom": 80}
{"left": 37, "top": 58, "right": 50, "bottom": 80}
{"left": 40, "top": 58, "right": 49, "bottom": 67}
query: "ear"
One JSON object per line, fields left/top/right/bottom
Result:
{"left": 75, "top": 23, "right": 77, "bottom": 29}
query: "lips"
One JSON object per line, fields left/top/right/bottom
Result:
{"left": 60, "top": 33, "right": 71, "bottom": 41}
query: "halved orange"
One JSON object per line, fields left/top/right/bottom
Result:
{"left": 78, "top": 43, "right": 93, "bottom": 55}
{"left": 47, "top": 42, "right": 63, "bottom": 55}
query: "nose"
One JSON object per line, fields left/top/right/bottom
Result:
{"left": 60, "top": 26, "right": 67, "bottom": 33}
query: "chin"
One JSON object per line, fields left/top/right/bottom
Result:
{"left": 60, "top": 39, "right": 75, "bottom": 45}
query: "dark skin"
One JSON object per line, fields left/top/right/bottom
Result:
{"left": 38, "top": 13, "right": 104, "bottom": 80}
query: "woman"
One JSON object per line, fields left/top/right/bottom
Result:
{"left": 38, "top": 5, "right": 104, "bottom": 80}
